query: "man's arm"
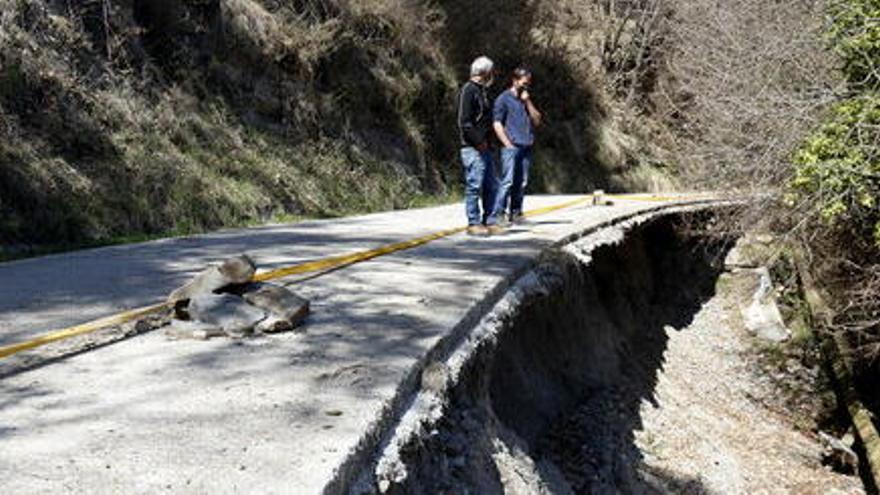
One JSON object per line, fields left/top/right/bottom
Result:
{"left": 493, "top": 96, "right": 515, "bottom": 148}
{"left": 458, "top": 85, "right": 487, "bottom": 149}
{"left": 494, "top": 121, "right": 514, "bottom": 149}
{"left": 522, "top": 91, "right": 543, "bottom": 127}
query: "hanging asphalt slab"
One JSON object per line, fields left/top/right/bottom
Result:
{"left": 0, "top": 194, "right": 717, "bottom": 493}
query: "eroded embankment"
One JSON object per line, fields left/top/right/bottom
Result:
{"left": 351, "top": 211, "right": 734, "bottom": 494}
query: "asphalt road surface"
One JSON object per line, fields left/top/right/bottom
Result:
{"left": 0, "top": 194, "right": 710, "bottom": 493}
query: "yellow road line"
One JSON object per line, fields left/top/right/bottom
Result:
{"left": 0, "top": 302, "right": 172, "bottom": 359}
{"left": 0, "top": 193, "right": 700, "bottom": 360}
{"left": 253, "top": 226, "right": 467, "bottom": 282}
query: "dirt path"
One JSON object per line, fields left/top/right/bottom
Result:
{"left": 633, "top": 270, "right": 863, "bottom": 494}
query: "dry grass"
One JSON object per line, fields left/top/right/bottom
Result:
{"left": 0, "top": 0, "right": 715, "bottom": 251}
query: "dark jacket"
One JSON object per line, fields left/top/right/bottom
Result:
{"left": 457, "top": 80, "right": 492, "bottom": 148}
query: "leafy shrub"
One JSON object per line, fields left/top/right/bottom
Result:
{"left": 788, "top": 0, "right": 880, "bottom": 251}
{"left": 790, "top": 94, "right": 880, "bottom": 248}
{"left": 787, "top": 0, "right": 880, "bottom": 385}
{"left": 828, "top": 0, "right": 880, "bottom": 90}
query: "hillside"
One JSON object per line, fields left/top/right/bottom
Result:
{"left": 0, "top": 0, "right": 678, "bottom": 250}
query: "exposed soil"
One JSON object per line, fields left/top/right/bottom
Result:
{"left": 373, "top": 214, "right": 864, "bottom": 494}
{"left": 630, "top": 268, "right": 861, "bottom": 494}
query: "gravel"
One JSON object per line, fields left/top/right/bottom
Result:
{"left": 630, "top": 269, "right": 863, "bottom": 494}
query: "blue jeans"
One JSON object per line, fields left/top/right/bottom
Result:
{"left": 460, "top": 147, "right": 498, "bottom": 226}
{"left": 496, "top": 146, "right": 533, "bottom": 218}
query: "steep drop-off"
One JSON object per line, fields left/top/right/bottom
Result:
{"left": 324, "top": 211, "right": 728, "bottom": 493}
{"left": 353, "top": 212, "right": 860, "bottom": 493}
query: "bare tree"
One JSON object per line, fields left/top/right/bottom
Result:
{"left": 658, "top": 0, "right": 840, "bottom": 192}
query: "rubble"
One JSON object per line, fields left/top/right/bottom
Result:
{"left": 164, "top": 320, "right": 225, "bottom": 341}
{"left": 188, "top": 294, "right": 267, "bottom": 338}
{"left": 163, "top": 255, "right": 310, "bottom": 339}
{"left": 167, "top": 255, "right": 256, "bottom": 303}
{"left": 819, "top": 431, "right": 859, "bottom": 474}
{"left": 240, "top": 282, "right": 310, "bottom": 329}
{"left": 256, "top": 315, "right": 295, "bottom": 334}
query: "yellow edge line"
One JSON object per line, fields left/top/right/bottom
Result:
{"left": 0, "top": 302, "right": 172, "bottom": 359}
{"left": 0, "top": 193, "right": 701, "bottom": 360}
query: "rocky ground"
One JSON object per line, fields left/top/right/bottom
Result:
{"left": 373, "top": 221, "right": 866, "bottom": 495}
{"left": 627, "top": 268, "right": 863, "bottom": 494}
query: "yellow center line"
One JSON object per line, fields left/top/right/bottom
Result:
{"left": 0, "top": 302, "right": 172, "bottom": 359}
{"left": 252, "top": 226, "right": 467, "bottom": 282}
{"left": 0, "top": 193, "right": 700, "bottom": 360}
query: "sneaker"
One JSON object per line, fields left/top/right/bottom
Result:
{"left": 467, "top": 225, "right": 489, "bottom": 236}
{"left": 486, "top": 224, "right": 506, "bottom": 235}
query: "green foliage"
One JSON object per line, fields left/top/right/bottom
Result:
{"left": 790, "top": 93, "right": 880, "bottom": 247}
{"left": 789, "top": 1, "right": 880, "bottom": 250}
{"left": 828, "top": 0, "right": 880, "bottom": 89}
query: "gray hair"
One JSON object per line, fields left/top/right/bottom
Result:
{"left": 470, "top": 56, "right": 494, "bottom": 77}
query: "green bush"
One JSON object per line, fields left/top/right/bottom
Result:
{"left": 787, "top": 0, "right": 880, "bottom": 388}
{"left": 790, "top": 94, "right": 880, "bottom": 247}
{"left": 828, "top": 0, "right": 880, "bottom": 90}
{"left": 789, "top": 0, "right": 880, "bottom": 250}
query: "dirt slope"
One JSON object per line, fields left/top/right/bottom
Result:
{"left": 633, "top": 269, "right": 861, "bottom": 494}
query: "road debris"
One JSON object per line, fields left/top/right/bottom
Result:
{"left": 240, "top": 282, "right": 310, "bottom": 330}
{"left": 162, "top": 255, "right": 310, "bottom": 340}
{"left": 167, "top": 255, "right": 257, "bottom": 304}
{"left": 742, "top": 266, "right": 791, "bottom": 342}
{"left": 187, "top": 293, "right": 267, "bottom": 338}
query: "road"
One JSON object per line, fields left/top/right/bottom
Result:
{"left": 0, "top": 194, "right": 714, "bottom": 493}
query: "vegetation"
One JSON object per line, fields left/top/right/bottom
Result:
{"left": 829, "top": 0, "right": 880, "bottom": 89}
{"left": 0, "top": 0, "right": 683, "bottom": 253}
{"left": 0, "top": 0, "right": 451, "bottom": 248}
{"left": 786, "top": 0, "right": 880, "bottom": 396}
{"left": 791, "top": 94, "right": 880, "bottom": 249}
{"left": 791, "top": 0, "right": 880, "bottom": 251}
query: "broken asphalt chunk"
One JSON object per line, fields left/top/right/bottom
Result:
{"left": 240, "top": 282, "right": 310, "bottom": 331}
{"left": 188, "top": 293, "right": 267, "bottom": 338}
{"left": 164, "top": 320, "right": 226, "bottom": 341}
{"left": 167, "top": 255, "right": 256, "bottom": 303}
